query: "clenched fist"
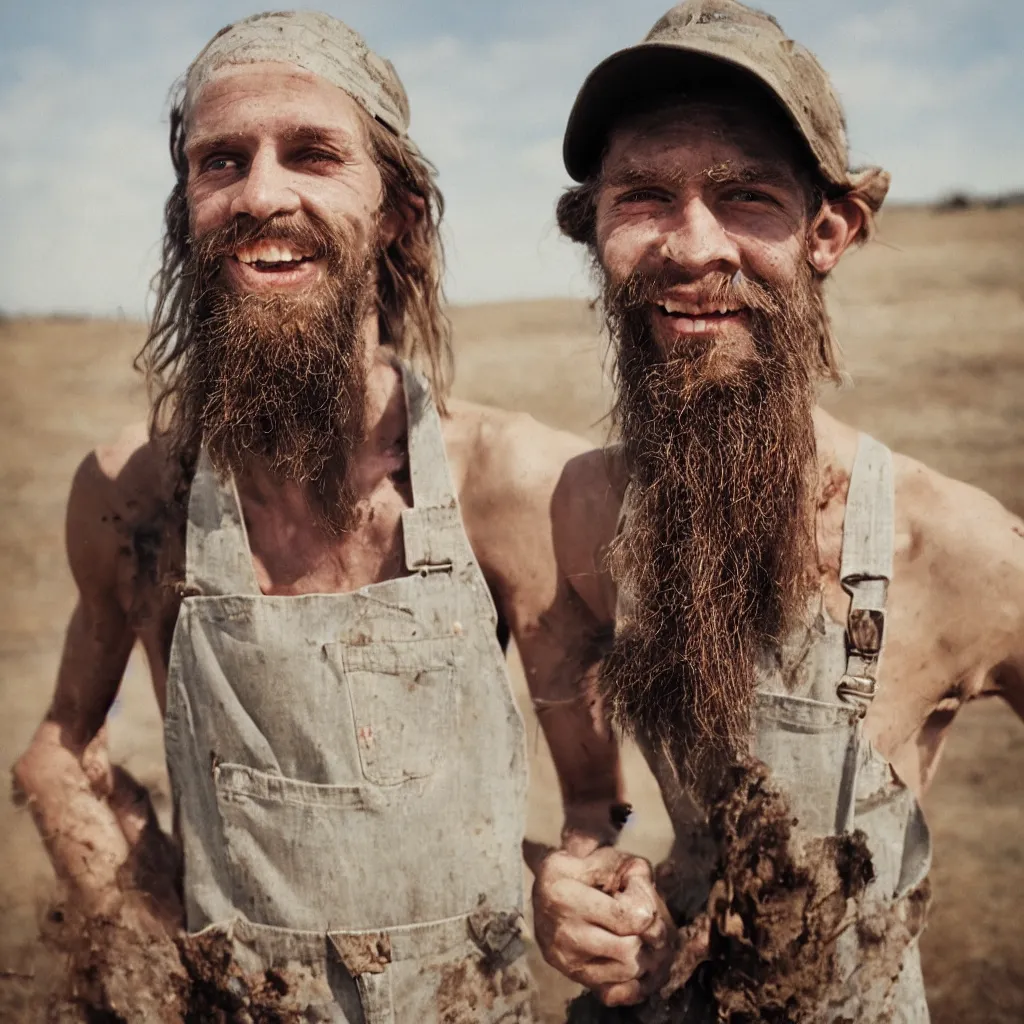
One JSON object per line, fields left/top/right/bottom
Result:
{"left": 529, "top": 843, "right": 676, "bottom": 1006}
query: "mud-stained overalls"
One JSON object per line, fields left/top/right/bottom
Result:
{"left": 164, "top": 364, "right": 536, "bottom": 1022}
{"left": 632, "top": 434, "right": 932, "bottom": 1023}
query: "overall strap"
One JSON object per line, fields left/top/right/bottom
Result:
{"left": 397, "top": 361, "right": 462, "bottom": 573}
{"left": 836, "top": 433, "right": 895, "bottom": 713}
{"left": 184, "top": 447, "right": 262, "bottom": 596}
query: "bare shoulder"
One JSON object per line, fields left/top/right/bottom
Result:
{"left": 816, "top": 408, "right": 1023, "bottom": 577}
{"left": 893, "top": 449, "right": 1024, "bottom": 582}
{"left": 442, "top": 398, "right": 590, "bottom": 518}
{"left": 66, "top": 423, "right": 178, "bottom": 599}
{"left": 442, "top": 399, "right": 624, "bottom": 620}
{"left": 890, "top": 450, "right": 1024, "bottom": 694}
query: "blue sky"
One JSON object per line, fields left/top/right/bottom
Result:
{"left": 1, "top": 0, "right": 1020, "bottom": 316}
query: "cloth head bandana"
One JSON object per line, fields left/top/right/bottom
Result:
{"left": 183, "top": 10, "right": 410, "bottom": 138}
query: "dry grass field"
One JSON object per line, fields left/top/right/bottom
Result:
{"left": 1, "top": 204, "right": 1023, "bottom": 1021}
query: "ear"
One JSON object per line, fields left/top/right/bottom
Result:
{"left": 380, "top": 193, "right": 426, "bottom": 247}
{"left": 807, "top": 197, "right": 865, "bottom": 275}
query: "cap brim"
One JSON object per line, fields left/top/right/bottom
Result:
{"left": 563, "top": 43, "right": 799, "bottom": 182}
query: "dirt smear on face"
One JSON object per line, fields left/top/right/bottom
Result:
{"left": 40, "top": 903, "right": 310, "bottom": 1023}
{"left": 567, "top": 759, "right": 931, "bottom": 1023}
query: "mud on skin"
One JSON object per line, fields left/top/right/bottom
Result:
{"left": 567, "top": 759, "right": 931, "bottom": 1024}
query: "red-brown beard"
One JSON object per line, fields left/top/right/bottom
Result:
{"left": 168, "top": 212, "right": 378, "bottom": 533}
{"left": 600, "top": 262, "right": 829, "bottom": 797}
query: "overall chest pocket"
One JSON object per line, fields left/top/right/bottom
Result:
{"left": 325, "top": 637, "right": 458, "bottom": 787}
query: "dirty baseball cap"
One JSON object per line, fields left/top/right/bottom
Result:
{"left": 184, "top": 11, "right": 410, "bottom": 138}
{"left": 564, "top": 0, "right": 884, "bottom": 203}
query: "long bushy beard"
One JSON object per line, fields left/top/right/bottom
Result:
{"left": 169, "top": 213, "right": 376, "bottom": 533}
{"left": 600, "top": 265, "right": 828, "bottom": 797}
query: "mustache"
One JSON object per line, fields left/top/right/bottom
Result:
{"left": 191, "top": 212, "right": 355, "bottom": 274}
{"left": 605, "top": 268, "right": 785, "bottom": 320}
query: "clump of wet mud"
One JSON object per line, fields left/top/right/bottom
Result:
{"left": 567, "top": 759, "right": 930, "bottom": 1023}
{"left": 42, "top": 902, "right": 308, "bottom": 1023}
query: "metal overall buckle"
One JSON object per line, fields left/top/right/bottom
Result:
{"left": 836, "top": 673, "right": 877, "bottom": 716}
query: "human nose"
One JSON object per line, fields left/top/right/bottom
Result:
{"left": 660, "top": 196, "right": 740, "bottom": 277}
{"left": 229, "top": 145, "right": 301, "bottom": 222}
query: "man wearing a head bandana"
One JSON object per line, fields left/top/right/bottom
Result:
{"left": 530, "top": 2, "right": 1024, "bottom": 1021}
{"left": 13, "top": 13, "right": 629, "bottom": 1020}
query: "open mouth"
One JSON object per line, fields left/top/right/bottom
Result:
{"left": 223, "top": 241, "right": 322, "bottom": 291}
{"left": 654, "top": 303, "right": 746, "bottom": 334}
{"left": 232, "top": 243, "right": 317, "bottom": 272}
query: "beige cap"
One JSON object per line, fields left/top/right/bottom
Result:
{"left": 184, "top": 11, "right": 410, "bottom": 137}
{"left": 563, "top": 0, "right": 883, "bottom": 200}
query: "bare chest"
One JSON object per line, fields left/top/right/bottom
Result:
{"left": 245, "top": 483, "right": 412, "bottom": 596}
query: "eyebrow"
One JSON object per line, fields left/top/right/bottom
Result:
{"left": 185, "top": 123, "right": 358, "bottom": 160}
{"left": 602, "top": 160, "right": 796, "bottom": 192}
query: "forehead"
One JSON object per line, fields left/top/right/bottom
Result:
{"left": 601, "top": 102, "right": 806, "bottom": 189}
{"left": 186, "top": 61, "right": 367, "bottom": 142}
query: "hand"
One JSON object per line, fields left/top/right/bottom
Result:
{"left": 109, "top": 765, "right": 184, "bottom": 933}
{"left": 529, "top": 843, "right": 677, "bottom": 1007}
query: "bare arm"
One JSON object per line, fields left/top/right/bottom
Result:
{"left": 459, "top": 411, "right": 678, "bottom": 1003}
{"left": 458, "top": 409, "right": 625, "bottom": 853}
{"left": 879, "top": 460, "right": 1024, "bottom": 794}
{"left": 12, "top": 447, "right": 151, "bottom": 914}
{"left": 953, "top": 506, "right": 1024, "bottom": 720}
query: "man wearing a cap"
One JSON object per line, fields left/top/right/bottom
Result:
{"left": 531, "top": 1, "right": 1024, "bottom": 1020}
{"left": 13, "top": 12, "right": 625, "bottom": 1020}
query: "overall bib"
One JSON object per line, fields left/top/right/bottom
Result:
{"left": 164, "top": 364, "right": 535, "bottom": 1022}
{"left": 635, "top": 435, "right": 932, "bottom": 1022}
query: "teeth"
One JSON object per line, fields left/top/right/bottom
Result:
{"left": 659, "top": 301, "right": 740, "bottom": 318}
{"left": 235, "top": 244, "right": 310, "bottom": 264}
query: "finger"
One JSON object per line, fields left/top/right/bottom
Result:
{"left": 542, "top": 923, "right": 644, "bottom": 980}
{"left": 81, "top": 727, "right": 114, "bottom": 797}
{"left": 565, "top": 925, "right": 644, "bottom": 968}
{"left": 636, "top": 942, "right": 673, "bottom": 985}
{"left": 574, "top": 954, "right": 644, "bottom": 989}
{"left": 573, "top": 942, "right": 651, "bottom": 991}
{"left": 109, "top": 766, "right": 159, "bottom": 845}
{"left": 595, "top": 979, "right": 647, "bottom": 1007}
{"left": 548, "top": 879, "right": 655, "bottom": 936}
{"left": 612, "top": 875, "right": 660, "bottom": 935}
{"left": 615, "top": 855, "right": 655, "bottom": 886}
{"left": 639, "top": 913, "right": 669, "bottom": 950}
{"left": 523, "top": 838, "right": 555, "bottom": 876}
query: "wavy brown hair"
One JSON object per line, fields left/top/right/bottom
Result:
{"left": 138, "top": 86, "right": 453, "bottom": 439}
